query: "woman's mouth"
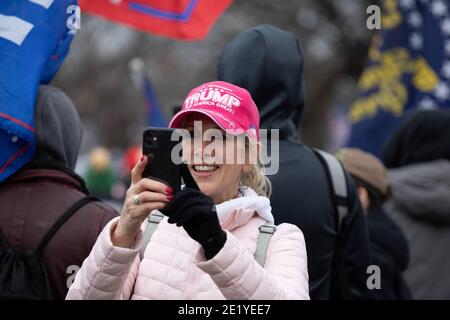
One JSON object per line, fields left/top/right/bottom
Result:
{"left": 191, "top": 164, "right": 220, "bottom": 177}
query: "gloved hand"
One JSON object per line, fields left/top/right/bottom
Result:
{"left": 160, "top": 188, "right": 227, "bottom": 259}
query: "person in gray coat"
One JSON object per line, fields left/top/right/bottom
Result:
{"left": 382, "top": 109, "right": 450, "bottom": 300}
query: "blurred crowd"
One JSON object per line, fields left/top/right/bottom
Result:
{"left": 76, "top": 146, "right": 141, "bottom": 210}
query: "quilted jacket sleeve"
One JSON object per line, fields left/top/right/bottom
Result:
{"left": 66, "top": 217, "right": 142, "bottom": 300}
{"left": 195, "top": 223, "right": 310, "bottom": 300}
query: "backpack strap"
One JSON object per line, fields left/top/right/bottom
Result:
{"left": 35, "top": 196, "right": 99, "bottom": 254}
{"left": 313, "top": 149, "right": 349, "bottom": 232}
{"left": 139, "top": 214, "right": 278, "bottom": 266}
{"left": 254, "top": 223, "right": 277, "bottom": 267}
{"left": 313, "top": 148, "right": 353, "bottom": 300}
{"left": 140, "top": 211, "right": 164, "bottom": 260}
{"left": 0, "top": 227, "right": 10, "bottom": 249}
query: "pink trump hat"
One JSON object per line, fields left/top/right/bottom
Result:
{"left": 169, "top": 81, "right": 260, "bottom": 141}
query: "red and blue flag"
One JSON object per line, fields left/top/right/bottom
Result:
{"left": 79, "top": 0, "right": 233, "bottom": 41}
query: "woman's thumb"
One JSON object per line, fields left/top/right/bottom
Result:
{"left": 181, "top": 163, "right": 199, "bottom": 190}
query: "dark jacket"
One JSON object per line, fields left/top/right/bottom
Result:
{"left": 0, "top": 169, "right": 118, "bottom": 299}
{"left": 218, "top": 25, "right": 372, "bottom": 299}
{"left": 0, "top": 86, "right": 118, "bottom": 299}
{"left": 367, "top": 206, "right": 412, "bottom": 299}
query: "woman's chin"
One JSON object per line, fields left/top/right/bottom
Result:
{"left": 196, "top": 182, "right": 216, "bottom": 196}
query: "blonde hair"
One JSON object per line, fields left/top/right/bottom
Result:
{"left": 239, "top": 138, "right": 272, "bottom": 198}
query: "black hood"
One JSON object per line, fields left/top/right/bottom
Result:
{"left": 218, "top": 25, "right": 305, "bottom": 141}
{"left": 382, "top": 109, "right": 450, "bottom": 169}
{"left": 27, "top": 85, "right": 82, "bottom": 171}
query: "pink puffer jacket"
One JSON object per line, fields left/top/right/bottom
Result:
{"left": 66, "top": 188, "right": 309, "bottom": 300}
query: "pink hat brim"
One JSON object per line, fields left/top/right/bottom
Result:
{"left": 169, "top": 109, "right": 248, "bottom": 137}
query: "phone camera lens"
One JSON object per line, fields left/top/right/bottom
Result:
{"left": 145, "top": 133, "right": 158, "bottom": 148}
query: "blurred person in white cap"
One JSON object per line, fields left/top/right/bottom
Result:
{"left": 85, "top": 147, "right": 118, "bottom": 200}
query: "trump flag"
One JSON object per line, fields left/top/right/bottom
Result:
{"left": 347, "top": 0, "right": 450, "bottom": 158}
{"left": 79, "top": 0, "right": 233, "bottom": 41}
{"left": 0, "top": 0, "right": 77, "bottom": 181}
{"left": 142, "top": 74, "right": 167, "bottom": 127}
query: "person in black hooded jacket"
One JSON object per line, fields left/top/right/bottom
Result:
{"left": 218, "top": 25, "right": 372, "bottom": 299}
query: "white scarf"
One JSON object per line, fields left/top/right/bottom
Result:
{"left": 215, "top": 187, "right": 274, "bottom": 225}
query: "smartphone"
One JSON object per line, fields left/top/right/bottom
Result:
{"left": 142, "top": 128, "right": 181, "bottom": 192}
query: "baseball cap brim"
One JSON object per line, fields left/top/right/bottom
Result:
{"left": 169, "top": 109, "right": 248, "bottom": 137}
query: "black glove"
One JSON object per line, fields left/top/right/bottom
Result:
{"left": 160, "top": 164, "right": 226, "bottom": 259}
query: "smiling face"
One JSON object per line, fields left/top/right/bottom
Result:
{"left": 182, "top": 113, "right": 250, "bottom": 204}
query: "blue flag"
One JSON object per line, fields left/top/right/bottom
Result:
{"left": 0, "top": 0, "right": 77, "bottom": 181}
{"left": 141, "top": 73, "right": 167, "bottom": 127}
{"left": 347, "top": 0, "right": 450, "bottom": 158}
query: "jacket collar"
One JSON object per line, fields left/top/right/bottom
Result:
{"left": 216, "top": 187, "right": 274, "bottom": 231}
{"left": 388, "top": 160, "right": 450, "bottom": 223}
{"left": 6, "top": 168, "right": 89, "bottom": 194}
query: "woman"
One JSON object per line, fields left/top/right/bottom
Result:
{"left": 66, "top": 81, "right": 309, "bottom": 300}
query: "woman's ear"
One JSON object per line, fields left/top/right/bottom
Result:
{"left": 357, "top": 186, "right": 370, "bottom": 215}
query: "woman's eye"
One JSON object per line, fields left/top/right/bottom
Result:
{"left": 211, "top": 134, "right": 228, "bottom": 142}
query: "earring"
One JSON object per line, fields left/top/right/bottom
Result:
{"left": 237, "top": 181, "right": 245, "bottom": 197}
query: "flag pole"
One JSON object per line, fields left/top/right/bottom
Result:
{"left": 128, "top": 57, "right": 145, "bottom": 92}
{"left": 128, "top": 58, "right": 167, "bottom": 127}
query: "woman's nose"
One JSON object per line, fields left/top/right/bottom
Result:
{"left": 193, "top": 139, "right": 215, "bottom": 161}
{"left": 193, "top": 146, "right": 202, "bottom": 161}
